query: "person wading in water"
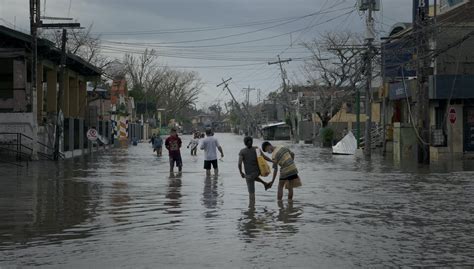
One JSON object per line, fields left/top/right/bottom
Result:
{"left": 238, "top": 136, "right": 272, "bottom": 203}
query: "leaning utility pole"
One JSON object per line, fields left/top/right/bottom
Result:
{"left": 414, "top": 0, "right": 431, "bottom": 164}
{"left": 218, "top": 78, "right": 258, "bottom": 136}
{"left": 268, "top": 55, "right": 296, "bottom": 142}
{"left": 360, "top": 0, "right": 379, "bottom": 157}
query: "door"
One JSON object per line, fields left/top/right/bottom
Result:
{"left": 464, "top": 107, "right": 474, "bottom": 152}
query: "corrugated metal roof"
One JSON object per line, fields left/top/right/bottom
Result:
{"left": 261, "top": 122, "right": 287, "bottom": 129}
{"left": 0, "top": 25, "right": 101, "bottom": 77}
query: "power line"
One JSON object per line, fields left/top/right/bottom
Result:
{"left": 67, "top": 0, "right": 72, "bottom": 17}
{"left": 280, "top": 0, "right": 346, "bottom": 56}
{"left": 93, "top": 6, "right": 349, "bottom": 36}
{"left": 101, "top": 8, "right": 355, "bottom": 49}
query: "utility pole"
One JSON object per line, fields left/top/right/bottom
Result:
{"left": 268, "top": 55, "right": 296, "bottom": 142}
{"left": 414, "top": 0, "right": 431, "bottom": 164}
{"left": 29, "top": 0, "right": 80, "bottom": 160}
{"left": 364, "top": 1, "right": 374, "bottom": 157}
{"left": 243, "top": 85, "right": 255, "bottom": 107}
{"left": 356, "top": 87, "right": 361, "bottom": 148}
{"left": 53, "top": 29, "right": 67, "bottom": 160}
{"left": 360, "top": 0, "right": 379, "bottom": 157}
{"left": 243, "top": 85, "right": 256, "bottom": 136}
{"left": 218, "top": 78, "right": 258, "bottom": 136}
{"left": 29, "top": 0, "right": 40, "bottom": 160}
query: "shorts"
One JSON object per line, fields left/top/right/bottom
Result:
{"left": 280, "top": 174, "right": 299, "bottom": 181}
{"left": 169, "top": 155, "right": 182, "bottom": 167}
{"left": 280, "top": 174, "right": 302, "bottom": 189}
{"left": 204, "top": 159, "right": 218, "bottom": 170}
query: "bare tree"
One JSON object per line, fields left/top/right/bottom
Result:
{"left": 156, "top": 70, "right": 203, "bottom": 119}
{"left": 302, "top": 32, "right": 365, "bottom": 127}
{"left": 43, "top": 24, "right": 112, "bottom": 71}
{"left": 123, "top": 49, "right": 202, "bottom": 121}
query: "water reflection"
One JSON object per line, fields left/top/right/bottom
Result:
{"left": 202, "top": 175, "right": 223, "bottom": 219}
{"left": 165, "top": 172, "right": 182, "bottom": 215}
{"left": 238, "top": 203, "right": 262, "bottom": 242}
{"left": 277, "top": 201, "right": 301, "bottom": 223}
{"left": 0, "top": 162, "right": 98, "bottom": 247}
{"left": 238, "top": 201, "right": 302, "bottom": 242}
{"left": 109, "top": 181, "right": 131, "bottom": 223}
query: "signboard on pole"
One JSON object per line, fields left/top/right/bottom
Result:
{"left": 448, "top": 107, "right": 457, "bottom": 125}
{"left": 87, "top": 128, "right": 98, "bottom": 142}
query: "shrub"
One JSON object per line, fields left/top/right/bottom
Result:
{"left": 320, "top": 127, "right": 334, "bottom": 147}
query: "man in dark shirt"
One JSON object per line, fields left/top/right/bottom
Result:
{"left": 238, "top": 136, "right": 271, "bottom": 203}
{"left": 165, "top": 128, "right": 183, "bottom": 173}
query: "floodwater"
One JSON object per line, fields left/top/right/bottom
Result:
{"left": 1, "top": 133, "right": 474, "bottom": 268}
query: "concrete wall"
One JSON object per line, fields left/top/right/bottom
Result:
{"left": 298, "top": 120, "right": 315, "bottom": 142}
{"left": 0, "top": 112, "right": 35, "bottom": 153}
{"left": 393, "top": 122, "right": 418, "bottom": 164}
{"left": 313, "top": 103, "right": 381, "bottom": 126}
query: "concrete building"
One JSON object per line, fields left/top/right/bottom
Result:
{"left": 109, "top": 77, "right": 140, "bottom": 145}
{"left": 87, "top": 83, "right": 112, "bottom": 143}
{"left": 381, "top": 0, "right": 474, "bottom": 162}
{"left": 0, "top": 26, "right": 101, "bottom": 160}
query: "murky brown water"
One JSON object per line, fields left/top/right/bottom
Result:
{"left": 1, "top": 133, "right": 474, "bottom": 268}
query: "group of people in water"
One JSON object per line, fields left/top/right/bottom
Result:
{"left": 149, "top": 129, "right": 301, "bottom": 201}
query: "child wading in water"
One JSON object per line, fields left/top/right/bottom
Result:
{"left": 262, "top": 141, "right": 302, "bottom": 201}
{"left": 238, "top": 137, "right": 271, "bottom": 203}
{"left": 187, "top": 133, "right": 199, "bottom": 156}
{"left": 153, "top": 133, "right": 163, "bottom": 156}
{"left": 165, "top": 128, "right": 183, "bottom": 173}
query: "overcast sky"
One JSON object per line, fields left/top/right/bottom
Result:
{"left": 1, "top": 0, "right": 413, "bottom": 108}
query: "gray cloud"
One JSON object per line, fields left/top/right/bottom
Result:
{"left": 1, "top": 0, "right": 414, "bottom": 106}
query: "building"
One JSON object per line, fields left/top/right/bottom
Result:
{"left": 109, "top": 76, "right": 140, "bottom": 145}
{"left": 87, "top": 83, "right": 112, "bottom": 142}
{"left": 261, "top": 122, "right": 291, "bottom": 140}
{"left": 0, "top": 25, "right": 101, "bottom": 160}
{"left": 381, "top": 0, "right": 474, "bottom": 162}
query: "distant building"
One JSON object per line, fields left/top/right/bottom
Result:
{"left": 109, "top": 76, "right": 139, "bottom": 144}
{"left": 261, "top": 122, "right": 291, "bottom": 141}
{"left": 87, "top": 83, "right": 112, "bottom": 141}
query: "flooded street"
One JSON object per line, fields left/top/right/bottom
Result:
{"left": 1, "top": 133, "right": 474, "bottom": 268}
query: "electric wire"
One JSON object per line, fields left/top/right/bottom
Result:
{"left": 100, "top": 8, "right": 355, "bottom": 49}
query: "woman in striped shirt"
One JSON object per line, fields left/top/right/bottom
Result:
{"left": 262, "top": 142, "right": 302, "bottom": 201}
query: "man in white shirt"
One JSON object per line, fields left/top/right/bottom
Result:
{"left": 200, "top": 129, "right": 224, "bottom": 176}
